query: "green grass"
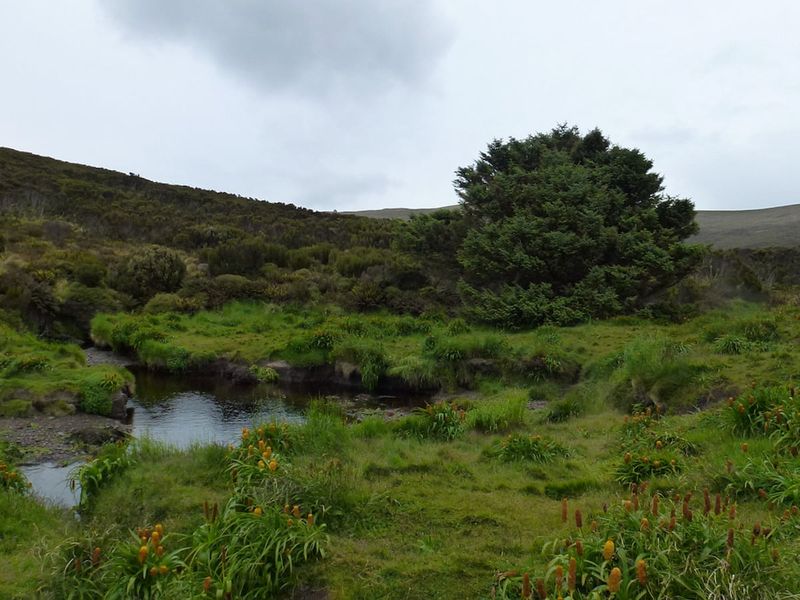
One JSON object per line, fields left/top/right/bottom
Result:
{"left": 0, "top": 322, "right": 132, "bottom": 416}
{"left": 4, "top": 299, "right": 800, "bottom": 596}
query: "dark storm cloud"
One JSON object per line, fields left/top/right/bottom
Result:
{"left": 101, "top": 0, "right": 452, "bottom": 95}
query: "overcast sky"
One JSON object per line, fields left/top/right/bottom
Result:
{"left": 2, "top": 1, "right": 799, "bottom": 211}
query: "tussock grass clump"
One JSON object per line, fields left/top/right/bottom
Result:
{"left": 468, "top": 394, "right": 527, "bottom": 432}
{"left": 396, "top": 401, "right": 467, "bottom": 441}
{"left": 489, "top": 434, "right": 570, "bottom": 463}
{"left": 606, "top": 337, "right": 706, "bottom": 412}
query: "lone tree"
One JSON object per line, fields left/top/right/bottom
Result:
{"left": 455, "top": 125, "right": 701, "bottom": 329}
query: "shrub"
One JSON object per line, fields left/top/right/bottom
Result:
{"left": 116, "top": 246, "right": 186, "bottom": 301}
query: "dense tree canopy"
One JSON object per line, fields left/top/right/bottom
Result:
{"left": 455, "top": 125, "right": 702, "bottom": 328}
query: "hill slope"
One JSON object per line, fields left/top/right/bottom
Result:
{"left": 348, "top": 204, "right": 800, "bottom": 249}
{"left": 0, "top": 146, "right": 395, "bottom": 249}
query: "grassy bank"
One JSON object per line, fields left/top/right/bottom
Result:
{"left": 0, "top": 321, "right": 133, "bottom": 417}
{"left": 91, "top": 300, "right": 800, "bottom": 410}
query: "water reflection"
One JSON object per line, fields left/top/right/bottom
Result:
{"left": 21, "top": 462, "right": 80, "bottom": 508}
{"left": 25, "top": 368, "right": 427, "bottom": 506}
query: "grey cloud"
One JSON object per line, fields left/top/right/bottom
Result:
{"left": 100, "top": 0, "right": 452, "bottom": 95}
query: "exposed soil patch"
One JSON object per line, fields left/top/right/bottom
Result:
{"left": 0, "top": 413, "right": 130, "bottom": 465}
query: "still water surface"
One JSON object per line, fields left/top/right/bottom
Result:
{"left": 24, "top": 369, "right": 419, "bottom": 507}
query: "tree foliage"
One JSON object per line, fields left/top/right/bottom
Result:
{"left": 117, "top": 246, "right": 186, "bottom": 301}
{"left": 455, "top": 125, "right": 702, "bottom": 328}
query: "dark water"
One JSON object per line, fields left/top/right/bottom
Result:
{"left": 25, "top": 367, "right": 426, "bottom": 506}
{"left": 127, "top": 369, "right": 309, "bottom": 447}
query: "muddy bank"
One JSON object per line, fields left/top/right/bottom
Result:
{"left": 0, "top": 413, "right": 129, "bottom": 465}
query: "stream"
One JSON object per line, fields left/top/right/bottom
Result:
{"left": 22, "top": 359, "right": 426, "bottom": 507}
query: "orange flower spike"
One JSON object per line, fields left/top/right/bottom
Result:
{"left": 283, "top": 503, "right": 290, "bottom": 514}
{"left": 292, "top": 504, "right": 301, "bottom": 518}
{"left": 561, "top": 497, "right": 568, "bottom": 523}
{"left": 703, "top": 489, "right": 711, "bottom": 515}
{"left": 574, "top": 509, "right": 583, "bottom": 529}
{"left": 521, "top": 573, "right": 531, "bottom": 598}
{"left": 258, "top": 460, "right": 265, "bottom": 470}
{"left": 307, "top": 513, "right": 314, "bottom": 526}
{"left": 632, "top": 493, "right": 639, "bottom": 511}
{"left": 263, "top": 447, "right": 272, "bottom": 459}
{"left": 154, "top": 523, "right": 164, "bottom": 536}
{"left": 714, "top": 494, "right": 722, "bottom": 515}
{"left": 624, "top": 500, "right": 633, "bottom": 512}
{"left": 729, "top": 504, "right": 737, "bottom": 520}
{"left": 640, "top": 517, "right": 650, "bottom": 531}
{"left": 555, "top": 564, "right": 563, "bottom": 590}
{"left": 590, "top": 520, "right": 598, "bottom": 532}
{"left": 575, "top": 539, "right": 584, "bottom": 556}
{"left": 254, "top": 506, "right": 263, "bottom": 516}
{"left": 138, "top": 545, "right": 149, "bottom": 564}
{"left": 258, "top": 440, "right": 265, "bottom": 451}
{"left": 607, "top": 567, "right": 622, "bottom": 593}
{"left": 651, "top": 494, "right": 659, "bottom": 516}
{"left": 149, "top": 566, "right": 159, "bottom": 577}
{"left": 159, "top": 565, "right": 169, "bottom": 575}
{"left": 242, "top": 427, "right": 250, "bottom": 440}
{"left": 269, "top": 459, "right": 278, "bottom": 471}
{"left": 203, "top": 576, "right": 212, "bottom": 592}
{"left": 91, "top": 547, "right": 101, "bottom": 566}
{"left": 156, "top": 545, "right": 165, "bottom": 557}
{"left": 535, "top": 576, "right": 546, "bottom": 600}
{"left": 624, "top": 452, "right": 632, "bottom": 464}
{"left": 636, "top": 559, "right": 647, "bottom": 586}
{"left": 726, "top": 528, "right": 734, "bottom": 548}
{"left": 741, "top": 443, "right": 749, "bottom": 453}
{"left": 151, "top": 530, "right": 160, "bottom": 546}
{"left": 567, "top": 557, "right": 577, "bottom": 592}
{"left": 603, "top": 539, "right": 615, "bottom": 561}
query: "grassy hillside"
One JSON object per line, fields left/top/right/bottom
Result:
{"left": 349, "top": 203, "right": 800, "bottom": 249}
{"left": 0, "top": 146, "right": 396, "bottom": 249}
{"left": 692, "top": 204, "right": 800, "bottom": 248}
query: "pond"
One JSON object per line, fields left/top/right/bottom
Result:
{"left": 24, "top": 366, "right": 426, "bottom": 507}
